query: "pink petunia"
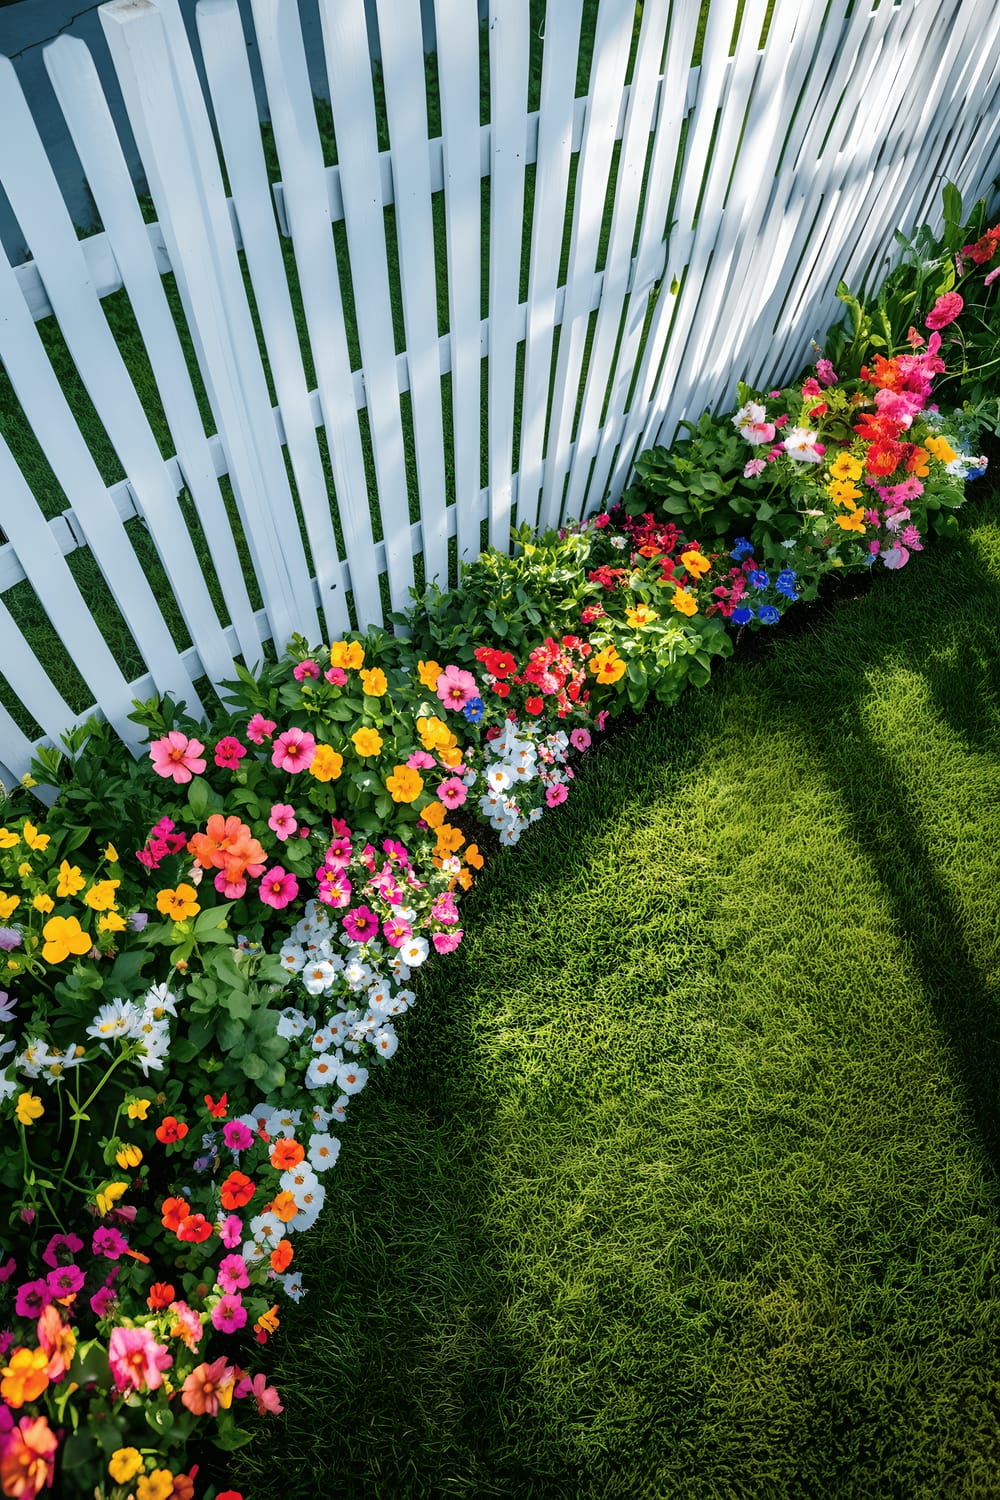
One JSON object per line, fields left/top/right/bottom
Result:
{"left": 236, "top": 1370, "right": 284, "bottom": 1416}
{"left": 109, "top": 1325, "right": 173, "bottom": 1393}
{"left": 268, "top": 803, "right": 298, "bottom": 841}
{"left": 437, "top": 776, "right": 468, "bottom": 809}
{"left": 545, "top": 783, "right": 569, "bottom": 809}
{"left": 382, "top": 915, "right": 413, "bottom": 948}
{"left": 217, "top": 1254, "right": 250, "bottom": 1293}
{"left": 432, "top": 929, "right": 463, "bottom": 955}
{"left": 214, "top": 736, "right": 247, "bottom": 770}
{"left": 570, "top": 728, "right": 591, "bottom": 752}
{"left": 218, "top": 1213, "right": 244, "bottom": 1248}
{"left": 293, "top": 659, "right": 321, "bottom": 682}
{"left": 325, "top": 666, "right": 348, "bottom": 686}
{"left": 925, "top": 291, "right": 963, "bottom": 330}
{"left": 259, "top": 867, "right": 299, "bottom": 909}
{"left": 743, "top": 459, "right": 766, "bottom": 478}
{"left": 214, "top": 871, "right": 247, "bottom": 900}
{"left": 246, "top": 714, "right": 277, "bottom": 745}
{"left": 14, "top": 1280, "right": 51, "bottom": 1319}
{"left": 45, "top": 1264, "right": 84, "bottom": 1298}
{"left": 436, "top": 664, "right": 479, "bottom": 710}
{"left": 222, "top": 1120, "right": 254, "bottom": 1153}
{"left": 343, "top": 905, "right": 378, "bottom": 942}
{"left": 815, "top": 359, "right": 838, "bottom": 387}
{"left": 407, "top": 750, "right": 437, "bottom": 770}
{"left": 271, "top": 727, "right": 317, "bottom": 773}
{"left": 149, "top": 730, "right": 207, "bottom": 784}
{"left": 211, "top": 1293, "right": 248, "bottom": 1334}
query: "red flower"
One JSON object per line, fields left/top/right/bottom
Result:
{"left": 160, "top": 1197, "right": 189, "bottom": 1232}
{"left": 205, "top": 1092, "right": 228, "bottom": 1118}
{"left": 176, "top": 1214, "right": 213, "bottom": 1244}
{"left": 155, "top": 1116, "right": 188, "bottom": 1145}
{"left": 524, "top": 696, "right": 544, "bottom": 716}
{"left": 146, "top": 1282, "right": 175, "bottom": 1310}
{"left": 269, "top": 1139, "right": 305, "bottom": 1171}
{"left": 220, "top": 1171, "right": 256, "bottom": 1211}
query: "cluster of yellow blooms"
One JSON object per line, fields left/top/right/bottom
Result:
{"left": 0, "top": 818, "right": 127, "bottom": 968}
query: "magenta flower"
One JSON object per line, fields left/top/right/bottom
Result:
{"left": 109, "top": 1325, "right": 173, "bottom": 1393}
{"left": 246, "top": 714, "right": 277, "bottom": 745}
{"left": 92, "top": 1226, "right": 129, "bottom": 1261}
{"left": 222, "top": 1120, "right": 254, "bottom": 1153}
{"left": 236, "top": 1370, "right": 285, "bottom": 1416}
{"left": 14, "top": 1280, "right": 51, "bottom": 1319}
{"left": 900, "top": 524, "right": 923, "bottom": 550}
{"left": 570, "top": 728, "right": 591, "bottom": 752}
{"left": 149, "top": 730, "right": 207, "bottom": 784}
{"left": 45, "top": 1264, "right": 84, "bottom": 1297}
{"left": 259, "top": 866, "right": 299, "bottom": 909}
{"left": 217, "top": 1254, "right": 250, "bottom": 1293}
{"left": 268, "top": 803, "right": 298, "bottom": 841}
{"left": 271, "top": 726, "right": 317, "bottom": 773}
{"left": 325, "top": 666, "right": 348, "bottom": 686}
{"left": 325, "top": 835, "right": 352, "bottom": 868}
{"left": 432, "top": 929, "right": 463, "bottom": 955}
{"left": 382, "top": 915, "right": 413, "bottom": 948}
{"left": 343, "top": 905, "right": 378, "bottom": 942}
{"left": 0, "top": 1258, "right": 17, "bottom": 1283}
{"left": 815, "top": 358, "right": 838, "bottom": 386}
{"left": 89, "top": 1285, "right": 117, "bottom": 1319}
{"left": 293, "top": 658, "right": 321, "bottom": 682}
{"left": 318, "top": 870, "right": 352, "bottom": 908}
{"left": 211, "top": 1292, "right": 248, "bottom": 1334}
{"left": 545, "top": 783, "right": 569, "bottom": 808}
{"left": 436, "top": 776, "right": 468, "bottom": 809}
{"left": 382, "top": 838, "right": 411, "bottom": 866}
{"left": 925, "top": 290, "right": 963, "bottom": 330}
{"left": 407, "top": 749, "right": 437, "bottom": 769}
{"left": 41, "top": 1233, "right": 84, "bottom": 1270}
{"left": 213, "top": 736, "right": 247, "bottom": 770}
{"left": 436, "top": 664, "right": 479, "bottom": 710}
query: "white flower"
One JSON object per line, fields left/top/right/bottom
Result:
{"left": 328, "top": 1094, "right": 350, "bottom": 1124}
{"left": 782, "top": 426, "right": 823, "bottom": 462}
{"left": 247, "top": 1210, "right": 283, "bottom": 1246}
{"left": 374, "top": 1027, "right": 399, "bottom": 1060}
{"left": 385, "top": 953, "right": 411, "bottom": 983}
{"left": 500, "top": 826, "right": 521, "bottom": 846}
{"left": 0, "top": 1034, "right": 14, "bottom": 1062}
{"left": 336, "top": 1063, "right": 369, "bottom": 1095}
{"left": 307, "top": 1132, "right": 342, "bottom": 1173}
{"left": 486, "top": 765, "right": 511, "bottom": 793}
{"left": 142, "top": 983, "right": 179, "bottom": 1019}
{"left": 302, "top": 959, "right": 338, "bottom": 996}
{"left": 609, "top": 533, "right": 627, "bottom": 549}
{"left": 267, "top": 1106, "right": 302, "bottom": 1136}
{"left": 280, "top": 1162, "right": 320, "bottom": 1202}
{"left": 385, "top": 989, "right": 414, "bottom": 1017}
{"left": 399, "top": 936, "right": 428, "bottom": 968}
{"left": 276, "top": 1008, "right": 313, "bottom": 1039}
{"left": 134, "top": 1027, "right": 171, "bottom": 1076}
{"left": 342, "top": 957, "right": 373, "bottom": 991}
{"left": 279, "top": 942, "right": 307, "bottom": 973}
{"left": 305, "top": 1052, "right": 341, "bottom": 1089}
{"left": 278, "top": 1272, "right": 308, "bottom": 1302}
{"left": 85, "top": 1001, "right": 141, "bottom": 1043}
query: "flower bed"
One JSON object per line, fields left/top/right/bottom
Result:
{"left": 1, "top": 192, "right": 997, "bottom": 1499}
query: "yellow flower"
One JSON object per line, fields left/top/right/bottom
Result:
{"left": 835, "top": 508, "right": 866, "bottom": 534}
{"left": 625, "top": 603, "right": 659, "bottom": 628}
{"left": 360, "top": 667, "right": 388, "bottom": 697}
{"left": 95, "top": 1181, "right": 128, "bottom": 1216}
{"left": 438, "top": 745, "right": 463, "bottom": 768}
{"left": 434, "top": 823, "right": 465, "bottom": 855}
{"left": 98, "top": 912, "right": 127, "bottom": 934}
{"left": 115, "top": 1142, "right": 143, "bottom": 1169}
{"left": 104, "top": 843, "right": 119, "bottom": 864}
{"left": 41, "top": 915, "right": 92, "bottom": 963}
{"left": 20, "top": 776, "right": 36, "bottom": 791}
{"left": 828, "top": 452, "right": 863, "bottom": 481}
{"left": 137, "top": 1469, "right": 175, "bottom": 1500}
{"left": 0, "top": 892, "right": 20, "bottom": 921}
{"left": 1, "top": 1346, "right": 50, "bottom": 1408}
{"left": 329, "top": 639, "right": 365, "bottom": 670}
{"left": 924, "top": 433, "right": 957, "bottom": 464}
{"left": 827, "top": 479, "right": 862, "bottom": 506}
{"left": 15, "top": 1093, "right": 43, "bottom": 1127}
{"left": 0, "top": 829, "right": 19, "bottom": 849}
{"left": 155, "top": 884, "right": 200, "bottom": 921}
{"left": 588, "top": 647, "right": 627, "bottom": 684}
{"left": 127, "top": 1098, "right": 151, "bottom": 1121}
{"left": 17, "top": 863, "right": 32, "bottom": 881}
{"left": 417, "top": 659, "right": 443, "bottom": 690}
{"left": 421, "top": 800, "right": 446, "bottom": 829}
{"left": 309, "top": 744, "right": 344, "bottom": 782}
{"left": 416, "top": 715, "right": 451, "bottom": 751}
{"left": 385, "top": 765, "right": 424, "bottom": 804}
{"left": 55, "top": 861, "right": 85, "bottom": 899}
{"left": 670, "top": 588, "right": 699, "bottom": 617}
{"left": 680, "top": 550, "right": 711, "bottom": 577}
{"left": 108, "top": 1449, "right": 144, "bottom": 1485}
{"left": 32, "top": 894, "right": 54, "bottom": 915}
{"left": 351, "top": 727, "right": 383, "bottom": 758}
{"left": 84, "top": 879, "right": 120, "bottom": 912}
{"left": 22, "top": 821, "right": 50, "bottom": 852}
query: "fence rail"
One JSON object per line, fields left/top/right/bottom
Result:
{"left": 1, "top": 0, "right": 999, "bottom": 794}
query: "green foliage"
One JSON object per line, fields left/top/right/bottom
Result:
{"left": 622, "top": 409, "right": 754, "bottom": 540}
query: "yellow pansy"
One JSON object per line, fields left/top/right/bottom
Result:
{"left": 416, "top": 715, "right": 451, "bottom": 751}
{"left": 588, "top": 646, "right": 627, "bottom": 684}
{"left": 55, "top": 861, "right": 85, "bottom": 899}
{"left": 84, "top": 879, "right": 120, "bottom": 912}
{"left": 155, "top": 885, "right": 200, "bottom": 921}
{"left": 309, "top": 744, "right": 344, "bottom": 782}
{"left": 137, "top": 1471, "right": 175, "bottom": 1500}
{"left": 827, "top": 479, "right": 862, "bottom": 506}
{"left": 32, "top": 894, "right": 54, "bottom": 915}
{"left": 22, "top": 821, "right": 50, "bottom": 852}
{"left": 17, "top": 864, "right": 32, "bottom": 881}
{"left": 351, "top": 727, "right": 383, "bottom": 758}
{"left": 41, "top": 915, "right": 92, "bottom": 963}
{"left": 104, "top": 843, "right": 119, "bottom": 864}
{"left": 329, "top": 639, "right": 365, "bottom": 670}
{"left": 625, "top": 603, "right": 659, "bottom": 628}
{"left": 15, "top": 1093, "right": 44, "bottom": 1127}
{"left": 0, "top": 892, "right": 20, "bottom": 921}
{"left": 108, "top": 1449, "right": 144, "bottom": 1485}
{"left": 835, "top": 508, "right": 866, "bottom": 533}
{"left": 127, "top": 1098, "right": 151, "bottom": 1121}
{"left": 360, "top": 667, "right": 388, "bottom": 697}
{"left": 0, "top": 829, "right": 19, "bottom": 849}
{"left": 680, "top": 550, "right": 711, "bottom": 577}
{"left": 417, "top": 659, "right": 443, "bottom": 690}
{"left": 828, "top": 452, "right": 863, "bottom": 481}
{"left": 98, "top": 912, "right": 127, "bottom": 934}
{"left": 924, "top": 433, "right": 957, "bottom": 464}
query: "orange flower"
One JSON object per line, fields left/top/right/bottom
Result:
{"left": 254, "top": 1305, "right": 280, "bottom": 1342}
{"left": 160, "top": 1197, "right": 190, "bottom": 1233}
{"left": 0, "top": 1415, "right": 58, "bottom": 1498}
{"left": 309, "top": 744, "right": 344, "bottom": 782}
{"left": 180, "top": 1356, "right": 236, "bottom": 1417}
{"left": 37, "top": 1306, "right": 76, "bottom": 1381}
{"left": 417, "top": 659, "right": 443, "bottom": 689}
{"left": 267, "top": 1191, "right": 300, "bottom": 1224}
{"left": 420, "top": 800, "right": 446, "bottom": 829}
{"left": 187, "top": 814, "right": 266, "bottom": 878}
{"left": 155, "top": 885, "right": 200, "bottom": 921}
{"left": 155, "top": 1116, "right": 188, "bottom": 1145}
{"left": 1, "top": 1347, "right": 50, "bottom": 1408}
{"left": 465, "top": 844, "right": 484, "bottom": 870}
{"left": 670, "top": 588, "right": 698, "bottom": 617}
{"left": 147, "top": 1283, "right": 176, "bottom": 1311}
{"left": 360, "top": 667, "right": 388, "bottom": 697}
{"left": 679, "top": 550, "right": 710, "bottom": 577}
{"left": 588, "top": 646, "right": 626, "bottom": 683}
{"left": 385, "top": 765, "right": 423, "bottom": 804}
{"left": 434, "top": 824, "right": 465, "bottom": 857}
{"left": 219, "top": 1171, "right": 256, "bottom": 1210}
{"left": 329, "top": 639, "right": 365, "bottom": 670}
{"left": 269, "top": 1139, "right": 305, "bottom": 1171}
{"left": 270, "top": 1239, "right": 294, "bottom": 1273}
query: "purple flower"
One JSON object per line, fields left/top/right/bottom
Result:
{"left": 46, "top": 1264, "right": 85, "bottom": 1297}
{"left": 127, "top": 912, "right": 149, "bottom": 933}
{"left": 14, "top": 1280, "right": 52, "bottom": 1318}
{"left": 0, "top": 928, "right": 22, "bottom": 952}
{"left": 92, "top": 1226, "right": 128, "bottom": 1261}
{"left": 90, "top": 1285, "right": 117, "bottom": 1318}
{"left": 41, "top": 1233, "right": 84, "bottom": 1270}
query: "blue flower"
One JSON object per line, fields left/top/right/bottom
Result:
{"left": 462, "top": 696, "right": 485, "bottom": 724}
{"left": 732, "top": 605, "right": 754, "bottom": 625}
{"left": 776, "top": 570, "right": 798, "bottom": 600}
{"left": 730, "top": 537, "right": 754, "bottom": 560}
{"left": 758, "top": 605, "right": 781, "bottom": 625}
{"left": 748, "top": 569, "right": 770, "bottom": 590}
{"left": 967, "top": 466, "right": 986, "bottom": 481}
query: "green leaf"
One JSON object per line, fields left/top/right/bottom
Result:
{"left": 942, "top": 180, "right": 963, "bottom": 227}
{"left": 186, "top": 775, "right": 211, "bottom": 822}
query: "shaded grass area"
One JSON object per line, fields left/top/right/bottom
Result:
{"left": 232, "top": 484, "right": 1000, "bottom": 1499}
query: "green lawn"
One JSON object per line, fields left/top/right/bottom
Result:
{"left": 231, "top": 481, "right": 1000, "bottom": 1500}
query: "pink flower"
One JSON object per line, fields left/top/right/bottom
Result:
{"left": 211, "top": 1293, "right": 248, "bottom": 1334}
{"left": 325, "top": 666, "right": 348, "bottom": 686}
{"left": 213, "top": 871, "right": 246, "bottom": 900}
{"left": 570, "top": 728, "right": 591, "bottom": 752}
{"left": 343, "top": 905, "right": 378, "bottom": 942}
{"left": 41, "top": 1233, "right": 83, "bottom": 1270}
{"left": 14, "top": 1280, "right": 51, "bottom": 1319}
{"left": 985, "top": 266, "right": 1000, "bottom": 288}
{"left": 149, "top": 730, "right": 207, "bottom": 784}
{"left": 815, "top": 359, "right": 838, "bottom": 386}
{"left": 318, "top": 872, "right": 352, "bottom": 908}
{"left": 743, "top": 459, "right": 766, "bottom": 478}
{"left": 925, "top": 291, "right": 963, "bottom": 330}
{"left": 214, "top": 736, "right": 247, "bottom": 770}
{"left": 545, "top": 783, "right": 569, "bottom": 808}
{"left": 246, "top": 714, "right": 277, "bottom": 745}
{"left": 436, "top": 664, "right": 479, "bottom": 710}
{"left": 293, "top": 658, "right": 320, "bottom": 682}
{"left": 437, "top": 776, "right": 467, "bottom": 809}
{"left": 217, "top": 1254, "right": 250, "bottom": 1293}
{"left": 45, "top": 1265, "right": 84, "bottom": 1298}
{"left": 218, "top": 1214, "right": 244, "bottom": 1248}
{"left": 900, "top": 524, "right": 923, "bottom": 550}
{"left": 432, "top": 929, "right": 463, "bottom": 954}
{"left": 382, "top": 916, "right": 413, "bottom": 948}
{"left": 882, "top": 545, "right": 909, "bottom": 569}
{"left": 596, "top": 711, "right": 609, "bottom": 732}
{"left": 222, "top": 1120, "right": 254, "bottom": 1153}
{"left": 801, "top": 377, "right": 822, "bottom": 398}
{"left": 259, "top": 867, "right": 299, "bottom": 909}
{"left": 271, "top": 726, "right": 316, "bottom": 773}
{"left": 236, "top": 1371, "right": 284, "bottom": 1416}
{"left": 407, "top": 750, "right": 437, "bottom": 769}
{"left": 268, "top": 803, "right": 298, "bottom": 841}
{"left": 109, "top": 1325, "right": 172, "bottom": 1393}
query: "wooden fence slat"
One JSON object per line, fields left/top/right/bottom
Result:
{"left": 514, "top": 0, "right": 583, "bottom": 533}
{"left": 100, "top": 0, "right": 320, "bottom": 655}
{"left": 538, "top": 0, "right": 635, "bottom": 531}
{"left": 0, "top": 597, "right": 75, "bottom": 749}
{"left": 373, "top": 0, "right": 450, "bottom": 590}
{"left": 246, "top": 0, "right": 382, "bottom": 631}
{"left": 0, "top": 431, "right": 146, "bottom": 751}
{"left": 0, "top": 57, "right": 235, "bottom": 691}
{"left": 315, "top": 0, "right": 416, "bottom": 616}
{"left": 433, "top": 0, "right": 484, "bottom": 565}
{"left": 195, "top": 0, "right": 349, "bottom": 644}
{"left": 43, "top": 34, "right": 264, "bottom": 672}
{"left": 0, "top": 704, "right": 38, "bottom": 799}
{"left": 0, "top": 251, "right": 203, "bottom": 714}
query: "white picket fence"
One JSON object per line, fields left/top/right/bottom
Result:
{"left": 1, "top": 0, "right": 999, "bottom": 793}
